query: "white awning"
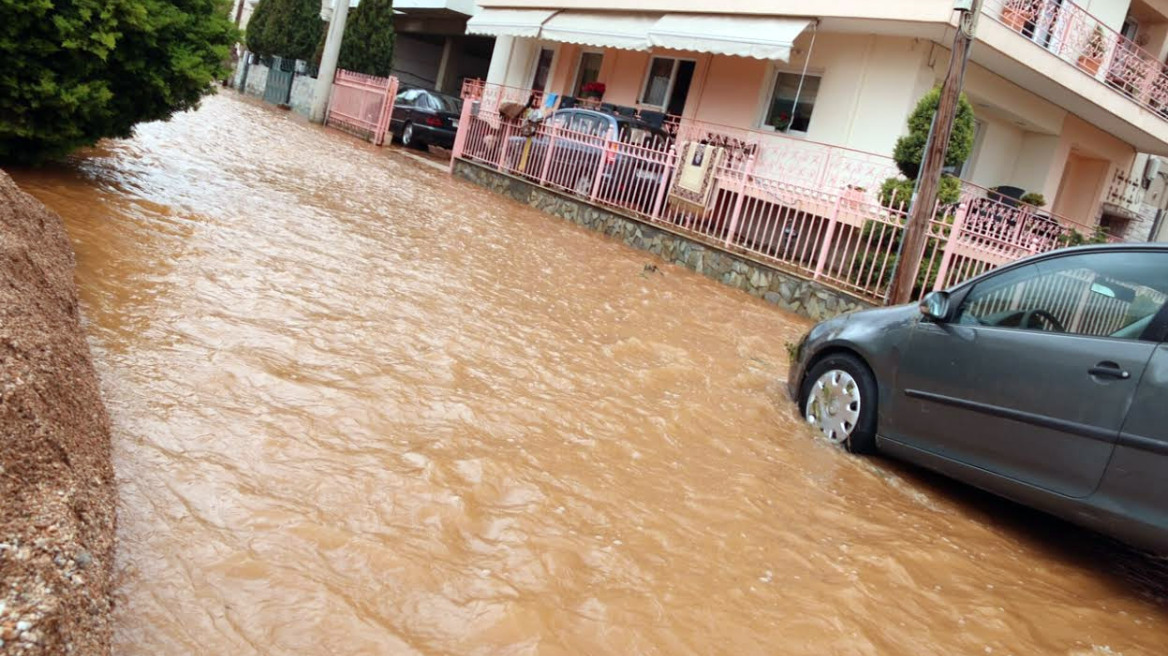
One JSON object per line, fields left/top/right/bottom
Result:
{"left": 648, "top": 14, "right": 812, "bottom": 61}
{"left": 466, "top": 8, "right": 557, "bottom": 38}
{"left": 539, "top": 11, "right": 658, "bottom": 51}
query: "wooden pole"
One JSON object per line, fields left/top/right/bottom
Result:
{"left": 887, "top": 0, "right": 982, "bottom": 305}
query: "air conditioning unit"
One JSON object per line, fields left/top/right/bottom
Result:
{"left": 953, "top": 0, "right": 975, "bottom": 11}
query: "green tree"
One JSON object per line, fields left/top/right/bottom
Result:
{"left": 0, "top": 0, "right": 238, "bottom": 164}
{"left": 337, "top": 0, "right": 396, "bottom": 77}
{"left": 878, "top": 88, "right": 976, "bottom": 207}
{"left": 892, "top": 87, "right": 976, "bottom": 180}
{"left": 245, "top": 0, "right": 323, "bottom": 61}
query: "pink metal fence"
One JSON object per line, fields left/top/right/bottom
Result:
{"left": 452, "top": 82, "right": 1125, "bottom": 304}
{"left": 984, "top": 0, "right": 1168, "bottom": 118}
{"left": 326, "top": 70, "right": 399, "bottom": 146}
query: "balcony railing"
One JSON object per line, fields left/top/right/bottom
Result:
{"left": 984, "top": 0, "right": 1168, "bottom": 119}
{"left": 1105, "top": 166, "right": 1146, "bottom": 214}
{"left": 451, "top": 82, "right": 1123, "bottom": 303}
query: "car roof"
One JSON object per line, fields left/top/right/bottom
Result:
{"left": 556, "top": 108, "right": 662, "bottom": 132}
{"left": 950, "top": 242, "right": 1168, "bottom": 293}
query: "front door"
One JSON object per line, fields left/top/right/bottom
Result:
{"left": 890, "top": 250, "right": 1168, "bottom": 498}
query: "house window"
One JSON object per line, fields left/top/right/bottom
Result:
{"left": 573, "top": 52, "right": 604, "bottom": 97}
{"left": 532, "top": 48, "right": 555, "bottom": 92}
{"left": 639, "top": 57, "right": 697, "bottom": 116}
{"left": 765, "top": 72, "right": 821, "bottom": 134}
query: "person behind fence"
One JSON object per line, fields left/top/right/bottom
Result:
{"left": 517, "top": 94, "right": 546, "bottom": 172}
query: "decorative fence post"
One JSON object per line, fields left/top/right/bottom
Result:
{"left": 649, "top": 145, "right": 676, "bottom": 221}
{"left": 932, "top": 201, "right": 969, "bottom": 291}
{"left": 449, "top": 95, "right": 475, "bottom": 173}
{"left": 722, "top": 151, "right": 758, "bottom": 247}
{"left": 812, "top": 195, "right": 844, "bottom": 280}
{"left": 373, "top": 77, "right": 398, "bottom": 147}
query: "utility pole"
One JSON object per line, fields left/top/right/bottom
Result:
{"left": 310, "top": 0, "right": 352, "bottom": 124}
{"left": 887, "top": 0, "right": 982, "bottom": 305}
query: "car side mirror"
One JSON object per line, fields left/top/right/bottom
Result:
{"left": 920, "top": 291, "right": 951, "bottom": 322}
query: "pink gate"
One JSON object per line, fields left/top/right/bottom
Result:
{"left": 325, "top": 70, "right": 399, "bottom": 146}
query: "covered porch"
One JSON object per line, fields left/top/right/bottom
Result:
{"left": 467, "top": 7, "right": 1150, "bottom": 237}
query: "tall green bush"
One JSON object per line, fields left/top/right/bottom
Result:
{"left": 878, "top": 87, "right": 976, "bottom": 208}
{"left": 0, "top": 0, "right": 238, "bottom": 164}
{"left": 245, "top": 0, "right": 323, "bottom": 61}
{"left": 892, "top": 87, "right": 976, "bottom": 180}
{"left": 336, "top": 0, "right": 396, "bottom": 77}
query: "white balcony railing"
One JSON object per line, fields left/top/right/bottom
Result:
{"left": 984, "top": 0, "right": 1168, "bottom": 120}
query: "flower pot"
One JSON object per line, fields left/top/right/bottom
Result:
{"left": 1001, "top": 7, "right": 1032, "bottom": 33}
{"left": 1077, "top": 54, "right": 1102, "bottom": 76}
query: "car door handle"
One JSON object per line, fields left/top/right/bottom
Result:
{"left": 1089, "top": 362, "right": 1131, "bottom": 380}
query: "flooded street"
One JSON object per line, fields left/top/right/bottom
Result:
{"left": 9, "top": 92, "right": 1168, "bottom": 655}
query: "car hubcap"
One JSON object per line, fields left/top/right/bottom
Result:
{"left": 574, "top": 176, "right": 592, "bottom": 196}
{"left": 403, "top": 125, "right": 412, "bottom": 144}
{"left": 805, "top": 369, "right": 862, "bottom": 444}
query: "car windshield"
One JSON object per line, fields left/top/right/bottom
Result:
{"left": 427, "top": 93, "right": 462, "bottom": 113}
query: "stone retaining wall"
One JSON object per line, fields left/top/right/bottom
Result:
{"left": 452, "top": 160, "right": 873, "bottom": 322}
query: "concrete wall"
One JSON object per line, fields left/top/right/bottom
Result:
{"left": 452, "top": 159, "right": 873, "bottom": 321}
{"left": 289, "top": 74, "right": 318, "bottom": 116}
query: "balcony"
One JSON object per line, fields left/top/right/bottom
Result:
{"left": 983, "top": 0, "right": 1168, "bottom": 122}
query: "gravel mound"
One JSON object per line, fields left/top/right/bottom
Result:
{"left": 0, "top": 170, "right": 115, "bottom": 655}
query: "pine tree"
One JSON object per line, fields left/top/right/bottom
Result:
{"left": 879, "top": 87, "right": 976, "bottom": 207}
{"left": 245, "top": 0, "right": 323, "bottom": 61}
{"left": 337, "top": 0, "right": 396, "bottom": 77}
{"left": 0, "top": 0, "right": 239, "bottom": 164}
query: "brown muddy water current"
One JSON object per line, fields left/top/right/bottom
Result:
{"left": 9, "top": 93, "right": 1168, "bottom": 655}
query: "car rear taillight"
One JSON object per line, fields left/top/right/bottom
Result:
{"left": 425, "top": 116, "right": 443, "bottom": 127}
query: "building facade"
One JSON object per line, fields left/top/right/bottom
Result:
{"left": 469, "top": 0, "right": 1168, "bottom": 239}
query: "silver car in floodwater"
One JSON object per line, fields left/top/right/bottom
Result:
{"left": 788, "top": 244, "right": 1168, "bottom": 553}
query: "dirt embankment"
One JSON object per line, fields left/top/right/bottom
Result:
{"left": 0, "top": 171, "right": 115, "bottom": 654}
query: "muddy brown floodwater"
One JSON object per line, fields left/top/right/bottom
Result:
{"left": 9, "top": 92, "right": 1168, "bottom": 655}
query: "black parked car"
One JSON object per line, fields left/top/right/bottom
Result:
{"left": 390, "top": 88, "right": 462, "bottom": 149}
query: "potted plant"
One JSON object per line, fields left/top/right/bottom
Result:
{"left": 1020, "top": 192, "right": 1046, "bottom": 207}
{"left": 1078, "top": 26, "right": 1107, "bottom": 76}
{"left": 1001, "top": 0, "right": 1038, "bottom": 33}
{"left": 580, "top": 81, "right": 606, "bottom": 100}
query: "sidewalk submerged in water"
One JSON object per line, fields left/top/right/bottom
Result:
{"left": 0, "top": 170, "right": 116, "bottom": 655}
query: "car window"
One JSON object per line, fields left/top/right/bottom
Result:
{"left": 955, "top": 251, "right": 1168, "bottom": 340}
{"left": 428, "top": 93, "right": 462, "bottom": 113}
{"left": 548, "top": 111, "right": 571, "bottom": 128}
{"left": 570, "top": 113, "right": 608, "bottom": 137}
{"left": 396, "top": 89, "right": 423, "bottom": 106}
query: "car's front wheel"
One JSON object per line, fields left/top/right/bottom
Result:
{"left": 800, "top": 353, "right": 877, "bottom": 454}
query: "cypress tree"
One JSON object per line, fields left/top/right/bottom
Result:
{"left": 0, "top": 0, "right": 238, "bottom": 164}
{"left": 337, "top": 0, "right": 396, "bottom": 77}
{"left": 245, "top": 0, "right": 323, "bottom": 61}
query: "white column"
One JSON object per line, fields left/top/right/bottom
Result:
{"left": 310, "top": 0, "right": 351, "bottom": 124}
{"left": 485, "top": 35, "right": 513, "bottom": 85}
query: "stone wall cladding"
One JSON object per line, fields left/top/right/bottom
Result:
{"left": 452, "top": 160, "right": 872, "bottom": 322}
